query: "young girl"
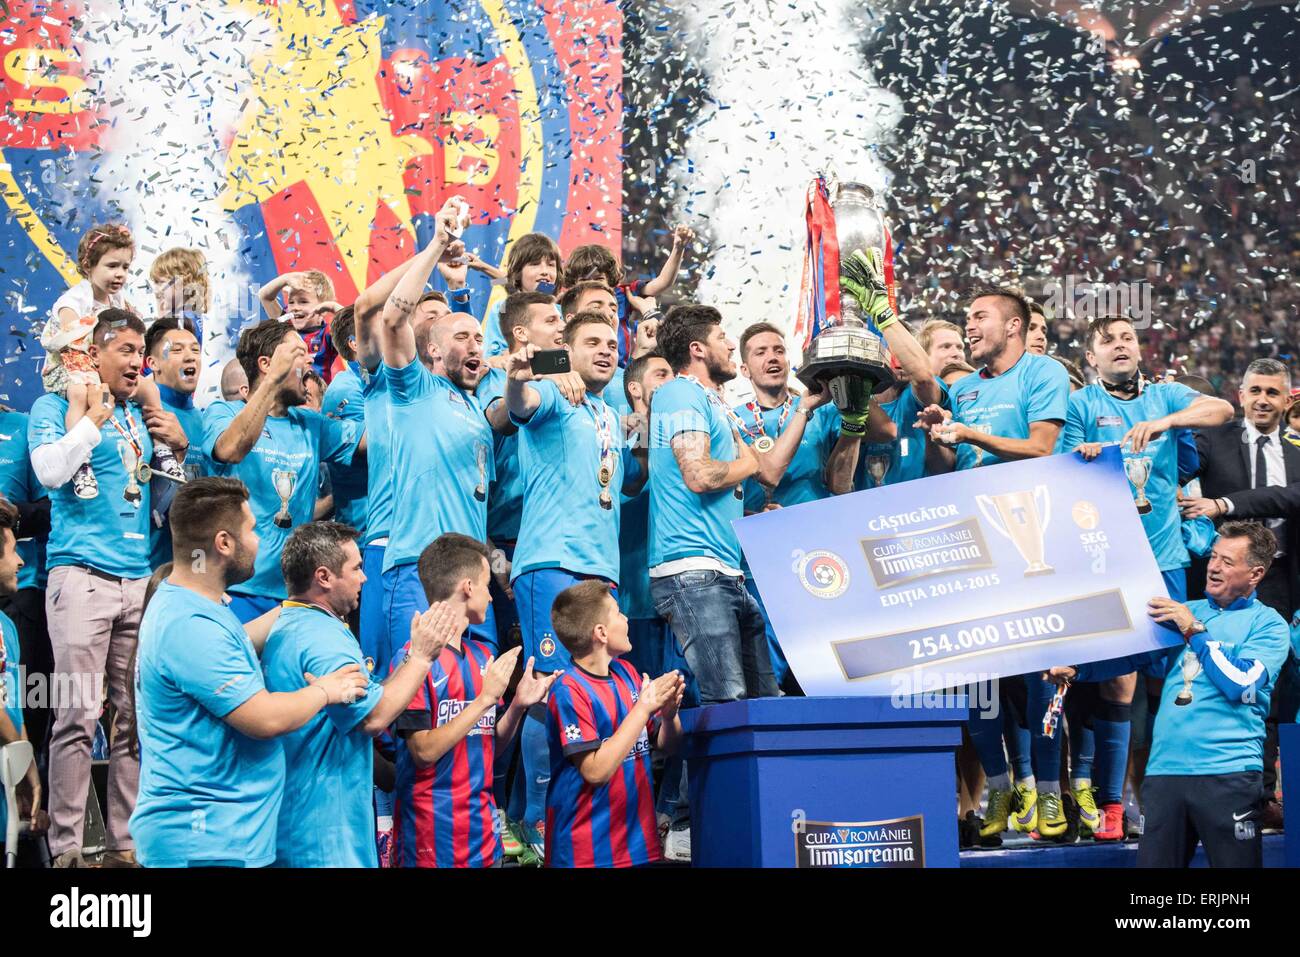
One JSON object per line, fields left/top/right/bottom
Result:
{"left": 40, "top": 224, "right": 187, "bottom": 499}
{"left": 482, "top": 232, "right": 563, "bottom": 362}
{"left": 149, "top": 246, "right": 210, "bottom": 343}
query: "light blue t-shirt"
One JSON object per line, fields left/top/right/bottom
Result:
{"left": 482, "top": 297, "right": 509, "bottom": 359}
{"left": 0, "top": 411, "right": 45, "bottom": 590}
{"left": 204, "top": 400, "right": 360, "bottom": 600}
{"left": 130, "top": 582, "right": 284, "bottom": 868}
{"left": 150, "top": 385, "right": 211, "bottom": 570}
{"left": 1059, "top": 381, "right": 1200, "bottom": 571}
{"left": 321, "top": 366, "right": 369, "bottom": 538}
{"left": 361, "top": 365, "right": 392, "bottom": 544}
{"left": 261, "top": 603, "right": 384, "bottom": 868}
{"left": 855, "top": 379, "right": 950, "bottom": 489}
{"left": 735, "top": 397, "right": 841, "bottom": 512}
{"left": 30, "top": 395, "right": 154, "bottom": 580}
{"left": 477, "top": 368, "right": 525, "bottom": 542}
{"left": 0, "top": 611, "right": 20, "bottom": 838}
{"left": 605, "top": 367, "right": 631, "bottom": 422}
{"left": 512, "top": 381, "right": 624, "bottom": 583}
{"left": 383, "top": 359, "right": 494, "bottom": 571}
{"left": 949, "top": 352, "right": 1069, "bottom": 470}
{"left": 648, "top": 376, "right": 743, "bottom": 570}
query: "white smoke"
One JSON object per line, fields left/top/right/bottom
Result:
{"left": 669, "top": 0, "right": 903, "bottom": 401}
{"left": 77, "top": 0, "right": 274, "bottom": 403}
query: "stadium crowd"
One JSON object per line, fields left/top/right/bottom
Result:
{"left": 0, "top": 182, "right": 1297, "bottom": 871}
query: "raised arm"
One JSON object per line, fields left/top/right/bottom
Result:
{"left": 257, "top": 272, "right": 300, "bottom": 321}
{"left": 379, "top": 202, "right": 460, "bottom": 369}
{"left": 211, "top": 338, "right": 305, "bottom": 464}
{"left": 642, "top": 225, "right": 693, "bottom": 298}
{"left": 354, "top": 258, "right": 419, "bottom": 373}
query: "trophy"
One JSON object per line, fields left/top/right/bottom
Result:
{"left": 474, "top": 443, "right": 488, "bottom": 502}
{"left": 271, "top": 468, "right": 296, "bottom": 529}
{"left": 796, "top": 180, "right": 896, "bottom": 410}
{"left": 976, "top": 485, "right": 1054, "bottom": 577}
{"left": 865, "top": 451, "right": 891, "bottom": 488}
{"left": 117, "top": 440, "right": 142, "bottom": 506}
{"left": 1124, "top": 455, "right": 1153, "bottom": 514}
{"left": 1174, "top": 648, "right": 1200, "bottom": 706}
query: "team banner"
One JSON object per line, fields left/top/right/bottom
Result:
{"left": 0, "top": 0, "right": 621, "bottom": 409}
{"left": 735, "top": 447, "right": 1182, "bottom": 697}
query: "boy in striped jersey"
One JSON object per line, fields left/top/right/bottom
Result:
{"left": 545, "top": 579, "right": 685, "bottom": 867}
{"left": 392, "top": 533, "right": 556, "bottom": 867}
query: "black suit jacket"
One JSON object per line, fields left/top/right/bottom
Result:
{"left": 1192, "top": 421, "right": 1300, "bottom": 608}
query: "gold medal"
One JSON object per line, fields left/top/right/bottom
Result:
{"left": 598, "top": 464, "right": 612, "bottom": 487}
{"left": 754, "top": 435, "right": 775, "bottom": 454}
{"left": 136, "top": 461, "right": 153, "bottom": 484}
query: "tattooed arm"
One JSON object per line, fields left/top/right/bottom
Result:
{"left": 379, "top": 199, "right": 462, "bottom": 369}
{"left": 670, "top": 429, "right": 758, "bottom": 494}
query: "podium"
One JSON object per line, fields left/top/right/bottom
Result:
{"left": 680, "top": 695, "right": 966, "bottom": 868}
{"left": 1283, "top": 724, "right": 1300, "bottom": 868}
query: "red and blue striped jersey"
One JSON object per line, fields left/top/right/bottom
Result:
{"left": 545, "top": 657, "right": 662, "bottom": 867}
{"left": 391, "top": 637, "right": 502, "bottom": 868}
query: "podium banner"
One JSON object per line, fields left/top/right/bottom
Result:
{"left": 735, "top": 446, "right": 1182, "bottom": 697}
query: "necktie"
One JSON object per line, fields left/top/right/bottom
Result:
{"left": 1255, "top": 434, "right": 1269, "bottom": 489}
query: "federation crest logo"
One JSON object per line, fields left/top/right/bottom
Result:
{"left": 798, "top": 550, "right": 850, "bottom": 599}
{"left": 565, "top": 723, "right": 582, "bottom": 742}
{"left": 539, "top": 636, "right": 556, "bottom": 658}
{"left": 364, "top": 656, "right": 375, "bottom": 674}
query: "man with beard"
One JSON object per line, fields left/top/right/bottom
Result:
{"left": 144, "top": 316, "right": 208, "bottom": 569}
{"left": 205, "top": 320, "right": 363, "bottom": 623}
{"left": 648, "top": 305, "right": 772, "bottom": 705}
{"left": 29, "top": 310, "right": 192, "bottom": 867}
{"left": 130, "top": 478, "right": 369, "bottom": 868}
{"left": 379, "top": 202, "right": 497, "bottom": 678}
{"left": 503, "top": 311, "right": 641, "bottom": 859}
{"left": 262, "top": 521, "right": 463, "bottom": 867}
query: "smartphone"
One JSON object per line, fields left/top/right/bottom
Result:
{"left": 530, "top": 349, "right": 571, "bottom": 376}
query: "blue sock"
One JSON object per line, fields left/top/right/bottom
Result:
{"left": 968, "top": 691, "right": 1008, "bottom": 778}
{"left": 1026, "top": 678, "right": 1061, "bottom": 783}
{"left": 521, "top": 708, "right": 550, "bottom": 828}
{"left": 1092, "top": 701, "right": 1132, "bottom": 805}
{"left": 1069, "top": 720, "right": 1095, "bottom": 785}
{"left": 1004, "top": 710, "right": 1033, "bottom": 781}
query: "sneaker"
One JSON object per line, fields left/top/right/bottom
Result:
{"left": 520, "top": 821, "right": 545, "bottom": 864}
{"left": 498, "top": 811, "right": 523, "bottom": 858}
{"left": 72, "top": 462, "right": 98, "bottom": 500}
{"left": 1073, "top": 783, "right": 1101, "bottom": 838}
{"left": 1010, "top": 783, "right": 1039, "bottom": 833}
{"left": 1035, "top": 791, "right": 1068, "bottom": 840}
{"left": 657, "top": 812, "right": 672, "bottom": 848}
{"left": 979, "top": 787, "right": 1015, "bottom": 846}
{"left": 153, "top": 443, "right": 187, "bottom": 483}
{"left": 958, "top": 810, "right": 981, "bottom": 849}
{"left": 52, "top": 849, "right": 85, "bottom": 868}
{"left": 1094, "top": 801, "right": 1125, "bottom": 841}
{"left": 663, "top": 827, "right": 691, "bottom": 863}
{"left": 100, "top": 849, "right": 139, "bottom": 868}
{"left": 1260, "top": 799, "right": 1284, "bottom": 833}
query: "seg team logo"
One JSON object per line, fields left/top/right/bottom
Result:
{"left": 539, "top": 636, "right": 557, "bottom": 658}
{"left": 797, "top": 550, "right": 850, "bottom": 599}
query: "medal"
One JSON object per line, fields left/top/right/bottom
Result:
{"left": 135, "top": 461, "right": 153, "bottom": 484}
{"left": 598, "top": 463, "right": 612, "bottom": 487}
{"left": 109, "top": 406, "right": 147, "bottom": 507}
{"left": 754, "top": 435, "right": 775, "bottom": 454}
{"left": 586, "top": 396, "right": 615, "bottom": 507}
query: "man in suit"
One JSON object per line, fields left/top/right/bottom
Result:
{"left": 1182, "top": 357, "right": 1300, "bottom": 830}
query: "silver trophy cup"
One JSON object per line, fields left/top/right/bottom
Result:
{"left": 796, "top": 181, "right": 897, "bottom": 410}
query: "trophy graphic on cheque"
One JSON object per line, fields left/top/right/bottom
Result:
{"left": 976, "top": 485, "right": 1054, "bottom": 577}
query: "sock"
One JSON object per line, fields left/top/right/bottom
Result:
{"left": 1071, "top": 776, "right": 1092, "bottom": 791}
{"left": 1039, "top": 782, "right": 1061, "bottom": 796}
{"left": 1015, "top": 774, "right": 1036, "bottom": 791}
{"left": 987, "top": 772, "right": 1011, "bottom": 792}
{"left": 967, "top": 703, "right": 1009, "bottom": 778}
{"left": 1093, "top": 701, "right": 1132, "bottom": 805}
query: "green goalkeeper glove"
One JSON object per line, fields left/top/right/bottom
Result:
{"left": 839, "top": 248, "right": 898, "bottom": 331}
{"left": 836, "top": 376, "right": 876, "bottom": 438}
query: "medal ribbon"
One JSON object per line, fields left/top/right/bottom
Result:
{"left": 585, "top": 395, "right": 614, "bottom": 482}
{"left": 742, "top": 396, "right": 794, "bottom": 440}
{"left": 107, "top": 405, "right": 144, "bottom": 463}
{"left": 794, "top": 176, "right": 842, "bottom": 352}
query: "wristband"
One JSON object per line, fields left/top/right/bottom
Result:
{"left": 876, "top": 313, "right": 899, "bottom": 332}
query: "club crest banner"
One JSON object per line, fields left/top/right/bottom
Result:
{"left": 735, "top": 446, "right": 1182, "bottom": 697}
{"left": 0, "top": 0, "right": 622, "bottom": 409}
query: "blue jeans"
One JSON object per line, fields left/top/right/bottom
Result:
{"left": 650, "top": 570, "right": 777, "bottom": 705}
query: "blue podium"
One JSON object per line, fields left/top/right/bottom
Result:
{"left": 680, "top": 696, "right": 966, "bottom": 868}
